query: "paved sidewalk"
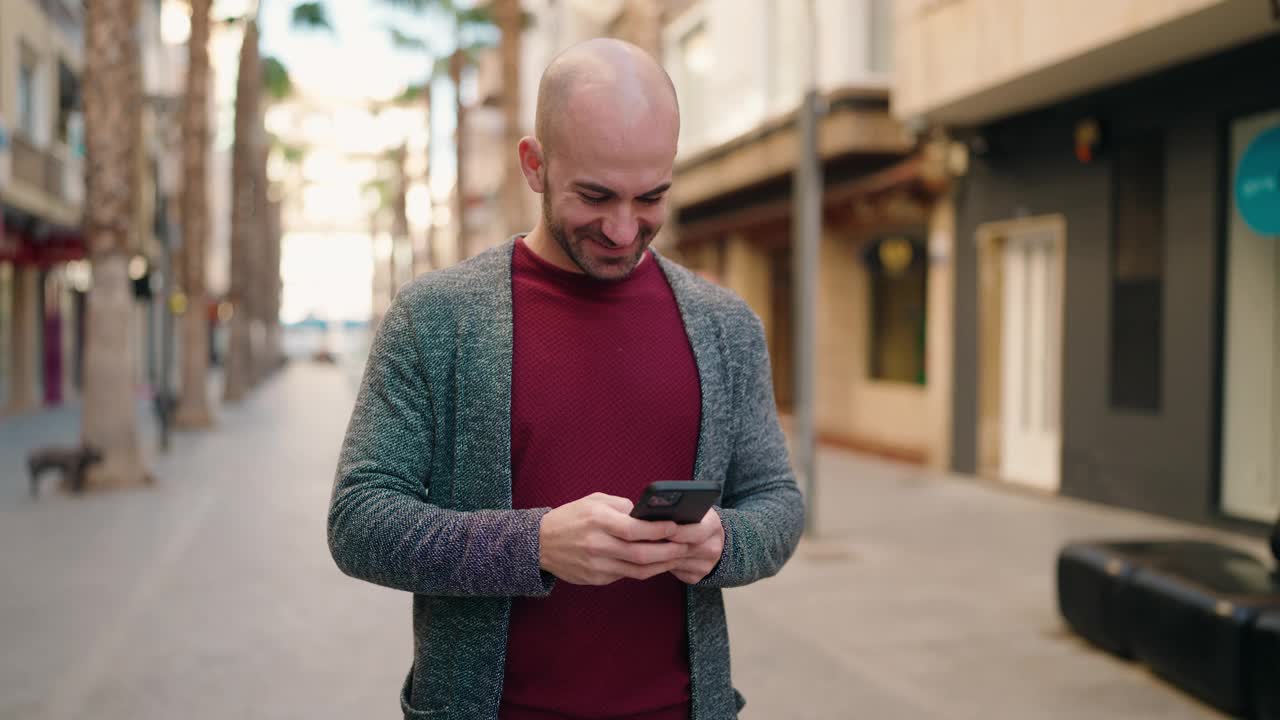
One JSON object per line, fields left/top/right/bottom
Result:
{"left": 0, "top": 361, "right": 1263, "bottom": 719}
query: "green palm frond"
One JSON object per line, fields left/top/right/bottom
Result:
{"left": 388, "top": 27, "right": 430, "bottom": 51}
{"left": 281, "top": 144, "right": 307, "bottom": 165}
{"left": 456, "top": 6, "right": 492, "bottom": 26}
{"left": 376, "top": 0, "right": 456, "bottom": 13}
{"left": 262, "top": 57, "right": 293, "bottom": 101}
{"left": 291, "top": 2, "right": 334, "bottom": 32}
{"left": 397, "top": 82, "right": 429, "bottom": 103}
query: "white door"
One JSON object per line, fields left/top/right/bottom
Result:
{"left": 999, "top": 228, "right": 1062, "bottom": 491}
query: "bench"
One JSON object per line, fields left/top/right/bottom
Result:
{"left": 1253, "top": 609, "right": 1280, "bottom": 720}
{"left": 1058, "top": 518, "right": 1280, "bottom": 719}
{"left": 1125, "top": 544, "right": 1280, "bottom": 717}
{"left": 27, "top": 446, "right": 103, "bottom": 496}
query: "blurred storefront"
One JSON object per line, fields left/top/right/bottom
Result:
{"left": 0, "top": 0, "right": 89, "bottom": 416}
{"left": 1, "top": 0, "right": 174, "bottom": 418}
{"left": 894, "top": 0, "right": 1280, "bottom": 526}
{"left": 664, "top": 0, "right": 958, "bottom": 468}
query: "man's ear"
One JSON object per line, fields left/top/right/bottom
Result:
{"left": 518, "top": 137, "right": 546, "bottom": 193}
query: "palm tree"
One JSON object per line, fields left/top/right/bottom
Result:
{"left": 492, "top": 0, "right": 527, "bottom": 238}
{"left": 379, "top": 0, "right": 498, "bottom": 262}
{"left": 82, "top": 0, "right": 148, "bottom": 488}
{"left": 259, "top": 57, "right": 294, "bottom": 378}
{"left": 174, "top": 0, "right": 215, "bottom": 429}
{"left": 394, "top": 81, "right": 436, "bottom": 274}
{"left": 222, "top": 17, "right": 263, "bottom": 402}
{"left": 390, "top": 143, "right": 412, "bottom": 289}
{"left": 224, "top": 3, "right": 332, "bottom": 399}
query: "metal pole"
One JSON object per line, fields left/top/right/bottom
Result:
{"left": 793, "top": 0, "right": 822, "bottom": 536}
{"left": 158, "top": 198, "right": 175, "bottom": 452}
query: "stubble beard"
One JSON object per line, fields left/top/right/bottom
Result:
{"left": 542, "top": 190, "right": 651, "bottom": 282}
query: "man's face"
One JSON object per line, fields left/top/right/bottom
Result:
{"left": 539, "top": 111, "right": 676, "bottom": 282}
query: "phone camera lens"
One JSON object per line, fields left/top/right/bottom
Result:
{"left": 648, "top": 491, "right": 682, "bottom": 507}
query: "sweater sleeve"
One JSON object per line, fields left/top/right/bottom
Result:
{"left": 697, "top": 310, "right": 805, "bottom": 589}
{"left": 327, "top": 293, "right": 555, "bottom": 598}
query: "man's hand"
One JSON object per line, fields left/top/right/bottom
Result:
{"left": 667, "top": 509, "right": 724, "bottom": 585}
{"left": 539, "top": 493, "right": 687, "bottom": 585}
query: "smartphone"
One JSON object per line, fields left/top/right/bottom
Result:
{"left": 630, "top": 481, "right": 721, "bottom": 525}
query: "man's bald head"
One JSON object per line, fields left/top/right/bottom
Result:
{"left": 534, "top": 38, "right": 679, "bottom": 164}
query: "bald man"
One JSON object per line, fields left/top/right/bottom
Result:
{"left": 330, "top": 39, "right": 804, "bottom": 720}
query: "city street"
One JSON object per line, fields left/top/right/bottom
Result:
{"left": 0, "top": 357, "right": 1265, "bottom": 719}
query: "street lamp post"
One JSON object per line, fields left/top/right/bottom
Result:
{"left": 793, "top": 0, "right": 822, "bottom": 537}
{"left": 146, "top": 92, "right": 182, "bottom": 452}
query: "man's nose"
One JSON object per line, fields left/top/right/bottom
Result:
{"left": 602, "top": 207, "right": 639, "bottom": 247}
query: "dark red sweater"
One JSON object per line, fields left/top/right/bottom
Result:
{"left": 501, "top": 237, "right": 701, "bottom": 720}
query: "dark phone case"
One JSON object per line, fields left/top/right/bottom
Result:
{"left": 630, "top": 481, "right": 722, "bottom": 524}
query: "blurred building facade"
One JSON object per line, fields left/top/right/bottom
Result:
{"left": 894, "top": 0, "right": 1280, "bottom": 526}
{"left": 0, "top": 0, "right": 183, "bottom": 419}
{"left": 663, "top": 0, "right": 959, "bottom": 468}
{"left": 0, "top": 0, "right": 87, "bottom": 416}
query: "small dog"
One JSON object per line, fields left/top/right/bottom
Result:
{"left": 28, "top": 446, "right": 104, "bottom": 497}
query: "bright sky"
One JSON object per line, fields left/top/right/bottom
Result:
{"left": 250, "top": 0, "right": 467, "bottom": 324}
{"left": 257, "top": 0, "right": 463, "bottom": 183}
{"left": 280, "top": 233, "right": 374, "bottom": 323}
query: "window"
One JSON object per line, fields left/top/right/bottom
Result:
{"left": 1109, "top": 134, "right": 1165, "bottom": 411}
{"left": 766, "top": 0, "right": 801, "bottom": 113}
{"left": 677, "top": 22, "right": 711, "bottom": 150}
{"left": 18, "top": 60, "right": 37, "bottom": 139}
{"left": 57, "top": 61, "right": 80, "bottom": 145}
{"left": 868, "top": 0, "right": 893, "bottom": 75}
{"left": 866, "top": 233, "right": 928, "bottom": 385}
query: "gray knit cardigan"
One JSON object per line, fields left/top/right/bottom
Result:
{"left": 329, "top": 238, "right": 805, "bottom": 719}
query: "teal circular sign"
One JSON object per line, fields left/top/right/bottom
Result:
{"left": 1235, "top": 125, "right": 1280, "bottom": 236}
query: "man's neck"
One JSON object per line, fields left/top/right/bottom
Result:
{"left": 521, "top": 227, "right": 581, "bottom": 274}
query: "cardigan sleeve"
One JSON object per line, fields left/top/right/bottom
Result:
{"left": 697, "top": 309, "right": 805, "bottom": 589}
{"left": 327, "top": 293, "right": 555, "bottom": 598}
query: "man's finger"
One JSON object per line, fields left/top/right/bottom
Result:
{"left": 669, "top": 521, "right": 714, "bottom": 545}
{"left": 624, "top": 558, "right": 683, "bottom": 581}
{"left": 599, "top": 512, "right": 678, "bottom": 542}
{"left": 611, "top": 538, "right": 689, "bottom": 566}
{"left": 598, "top": 557, "right": 681, "bottom": 582}
{"left": 591, "top": 493, "right": 634, "bottom": 514}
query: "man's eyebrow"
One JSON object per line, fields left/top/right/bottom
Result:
{"left": 573, "top": 182, "right": 616, "bottom": 196}
{"left": 571, "top": 181, "right": 672, "bottom": 198}
{"left": 639, "top": 183, "right": 672, "bottom": 197}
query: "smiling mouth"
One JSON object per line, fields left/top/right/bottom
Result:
{"left": 587, "top": 235, "right": 630, "bottom": 253}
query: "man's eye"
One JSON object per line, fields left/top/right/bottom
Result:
{"left": 638, "top": 195, "right": 664, "bottom": 205}
{"left": 580, "top": 194, "right": 608, "bottom": 204}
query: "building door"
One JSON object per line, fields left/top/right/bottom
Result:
{"left": 1220, "top": 109, "right": 1280, "bottom": 523}
{"left": 0, "top": 264, "right": 12, "bottom": 410}
{"left": 42, "top": 269, "right": 64, "bottom": 406}
{"left": 769, "top": 245, "right": 794, "bottom": 411}
{"left": 998, "top": 225, "right": 1063, "bottom": 491}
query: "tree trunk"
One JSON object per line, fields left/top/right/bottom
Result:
{"left": 82, "top": 0, "right": 148, "bottom": 489}
{"left": 252, "top": 98, "right": 272, "bottom": 382}
{"left": 175, "top": 0, "right": 214, "bottom": 428}
{"left": 449, "top": 50, "right": 468, "bottom": 262}
{"left": 495, "top": 0, "right": 526, "bottom": 237}
{"left": 422, "top": 74, "right": 437, "bottom": 273}
{"left": 392, "top": 144, "right": 410, "bottom": 289}
{"left": 265, "top": 198, "right": 282, "bottom": 372}
{"left": 224, "top": 19, "right": 262, "bottom": 402}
